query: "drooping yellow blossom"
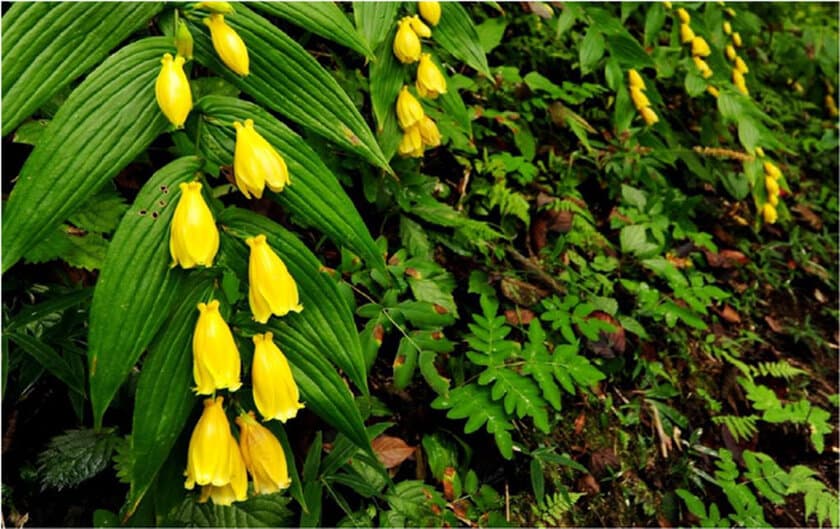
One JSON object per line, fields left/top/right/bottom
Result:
{"left": 233, "top": 119, "right": 290, "bottom": 199}
{"left": 630, "top": 86, "right": 650, "bottom": 109}
{"left": 393, "top": 17, "right": 422, "bottom": 64}
{"left": 691, "top": 36, "right": 711, "bottom": 57}
{"left": 193, "top": 300, "right": 242, "bottom": 394}
{"left": 185, "top": 397, "right": 238, "bottom": 490}
{"left": 755, "top": 147, "right": 765, "bottom": 157}
{"left": 707, "top": 85, "right": 720, "bottom": 98}
{"left": 418, "top": 116, "right": 441, "bottom": 147}
{"left": 237, "top": 411, "right": 292, "bottom": 493}
{"left": 693, "top": 57, "right": 713, "bottom": 79}
{"left": 170, "top": 182, "right": 219, "bottom": 269}
{"left": 198, "top": 438, "right": 248, "bottom": 505}
{"left": 205, "top": 14, "right": 249, "bottom": 76}
{"left": 723, "top": 21, "right": 732, "bottom": 35}
{"left": 732, "top": 32, "right": 742, "bottom": 47}
{"left": 396, "top": 86, "right": 424, "bottom": 129}
{"left": 732, "top": 69, "right": 748, "bottom": 95}
{"left": 195, "top": 1, "right": 235, "bottom": 14}
{"left": 734, "top": 56, "right": 749, "bottom": 74}
{"left": 416, "top": 54, "right": 447, "bottom": 99}
{"left": 725, "top": 7, "right": 736, "bottom": 17}
{"left": 763, "top": 161, "right": 782, "bottom": 180}
{"left": 418, "top": 2, "right": 441, "bottom": 26}
{"left": 663, "top": 1, "right": 672, "bottom": 9}
{"left": 408, "top": 15, "right": 432, "bottom": 38}
{"left": 628, "top": 69, "right": 645, "bottom": 90}
{"left": 680, "top": 23, "right": 695, "bottom": 44}
{"left": 175, "top": 21, "right": 194, "bottom": 61}
{"left": 761, "top": 203, "right": 777, "bottom": 224}
{"left": 155, "top": 53, "right": 192, "bottom": 128}
{"left": 765, "top": 175, "right": 780, "bottom": 198}
{"left": 398, "top": 125, "right": 424, "bottom": 158}
{"left": 251, "top": 333, "right": 303, "bottom": 423}
{"left": 639, "top": 106, "right": 659, "bottom": 125}
{"left": 246, "top": 235, "right": 302, "bottom": 323}
{"left": 725, "top": 44, "right": 737, "bottom": 61}
{"left": 676, "top": 7, "right": 690, "bottom": 23}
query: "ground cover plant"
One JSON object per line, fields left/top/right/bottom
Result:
{"left": 1, "top": 2, "right": 838, "bottom": 527}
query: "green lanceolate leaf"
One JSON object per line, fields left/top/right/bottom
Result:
{"left": 1, "top": 2, "right": 163, "bottom": 135}
{"left": 218, "top": 207, "right": 368, "bottom": 395}
{"left": 369, "top": 24, "right": 403, "bottom": 160}
{"left": 127, "top": 275, "right": 216, "bottom": 518}
{"left": 6, "top": 331, "right": 85, "bottom": 396}
{"left": 251, "top": 2, "right": 372, "bottom": 58}
{"left": 2, "top": 37, "right": 173, "bottom": 272}
{"left": 434, "top": 3, "right": 491, "bottom": 78}
{"left": 187, "top": 5, "right": 390, "bottom": 173}
{"left": 353, "top": 2, "right": 400, "bottom": 53}
{"left": 88, "top": 156, "right": 206, "bottom": 428}
{"left": 195, "top": 96, "right": 385, "bottom": 273}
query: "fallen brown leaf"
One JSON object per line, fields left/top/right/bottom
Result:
{"left": 372, "top": 435, "right": 415, "bottom": 469}
{"left": 718, "top": 305, "right": 741, "bottom": 324}
{"left": 504, "top": 308, "right": 535, "bottom": 326}
{"left": 764, "top": 316, "right": 784, "bottom": 333}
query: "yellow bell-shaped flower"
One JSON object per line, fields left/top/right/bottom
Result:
{"left": 205, "top": 14, "right": 249, "bottom": 76}
{"left": 723, "top": 21, "right": 732, "bottom": 35}
{"left": 418, "top": 116, "right": 441, "bottom": 147}
{"left": 393, "top": 17, "right": 421, "bottom": 64}
{"left": 755, "top": 147, "right": 765, "bottom": 157}
{"left": 193, "top": 300, "right": 242, "bottom": 394}
{"left": 707, "top": 85, "right": 720, "bottom": 98}
{"left": 732, "top": 32, "right": 742, "bottom": 47}
{"left": 418, "top": 2, "right": 441, "bottom": 26}
{"left": 691, "top": 36, "right": 711, "bottom": 57}
{"left": 170, "top": 182, "right": 219, "bottom": 269}
{"left": 198, "top": 436, "right": 248, "bottom": 505}
{"left": 732, "top": 69, "right": 748, "bottom": 95}
{"left": 693, "top": 57, "right": 713, "bottom": 79}
{"left": 725, "top": 44, "right": 737, "bottom": 61}
{"left": 416, "top": 54, "right": 447, "bottom": 99}
{"left": 628, "top": 69, "right": 645, "bottom": 90}
{"left": 398, "top": 125, "right": 424, "bottom": 158}
{"left": 185, "top": 397, "right": 238, "bottom": 489}
{"left": 408, "top": 15, "right": 432, "bottom": 38}
{"left": 237, "top": 411, "right": 292, "bottom": 493}
{"left": 639, "top": 106, "right": 659, "bottom": 126}
{"left": 680, "top": 23, "right": 695, "bottom": 44}
{"left": 630, "top": 86, "right": 650, "bottom": 110}
{"left": 734, "top": 56, "right": 749, "bottom": 75}
{"left": 233, "top": 119, "right": 290, "bottom": 199}
{"left": 155, "top": 53, "right": 192, "bottom": 128}
{"left": 763, "top": 161, "right": 782, "bottom": 180}
{"left": 251, "top": 332, "right": 303, "bottom": 423}
{"left": 762, "top": 203, "right": 777, "bottom": 224}
{"left": 246, "top": 235, "right": 302, "bottom": 323}
{"left": 396, "top": 86, "right": 424, "bottom": 130}
{"left": 677, "top": 8, "right": 691, "bottom": 24}
{"left": 765, "top": 175, "right": 780, "bottom": 197}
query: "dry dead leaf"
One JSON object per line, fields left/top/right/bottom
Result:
{"left": 504, "top": 308, "right": 535, "bottom": 326}
{"left": 372, "top": 435, "right": 415, "bottom": 469}
{"left": 718, "top": 305, "right": 741, "bottom": 323}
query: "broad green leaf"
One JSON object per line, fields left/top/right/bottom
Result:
{"left": 434, "top": 3, "right": 491, "bottom": 77}
{"left": 368, "top": 24, "right": 404, "bottom": 160}
{"left": 353, "top": 2, "right": 400, "bottom": 53}
{"left": 606, "top": 33, "right": 655, "bottom": 68}
{"left": 88, "top": 156, "right": 205, "bottom": 428}
{"left": 127, "top": 275, "right": 216, "bottom": 517}
{"left": 252, "top": 2, "right": 372, "bottom": 58}
{"left": 36, "top": 428, "right": 120, "bottom": 491}
{"left": 170, "top": 493, "right": 293, "bottom": 527}
{"left": 187, "top": 5, "right": 390, "bottom": 172}
{"left": 2, "top": 37, "right": 173, "bottom": 272}
{"left": 580, "top": 28, "right": 605, "bottom": 75}
{"left": 195, "top": 96, "right": 385, "bottom": 274}
{"left": 6, "top": 331, "right": 85, "bottom": 396}
{"left": 1, "top": 2, "right": 163, "bottom": 135}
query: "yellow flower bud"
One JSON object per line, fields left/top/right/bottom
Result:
{"left": 639, "top": 106, "right": 659, "bottom": 125}
{"left": 663, "top": 1, "right": 673, "bottom": 10}
{"left": 195, "top": 1, "right": 235, "bottom": 14}
{"left": 418, "top": 116, "right": 441, "bottom": 147}
{"left": 725, "top": 44, "right": 737, "bottom": 61}
{"left": 245, "top": 235, "right": 302, "bottom": 323}
{"left": 193, "top": 300, "right": 242, "bottom": 394}
{"left": 763, "top": 161, "right": 782, "bottom": 180}
{"left": 393, "top": 17, "right": 421, "bottom": 64}
{"left": 755, "top": 147, "right": 765, "bottom": 157}
{"left": 732, "top": 69, "right": 748, "bottom": 95}
{"left": 628, "top": 69, "right": 645, "bottom": 90}
{"left": 396, "top": 86, "right": 424, "bottom": 129}
{"left": 707, "top": 85, "right": 720, "bottom": 98}
{"left": 185, "top": 397, "right": 241, "bottom": 490}
{"left": 170, "top": 182, "right": 219, "bottom": 269}
{"left": 408, "top": 14, "right": 432, "bottom": 38}
{"left": 677, "top": 8, "right": 690, "bottom": 23}
{"left": 693, "top": 57, "right": 713, "bottom": 79}
{"left": 237, "top": 411, "right": 292, "bottom": 494}
{"left": 630, "top": 86, "right": 650, "bottom": 109}
{"left": 398, "top": 124, "right": 424, "bottom": 158}
{"left": 734, "top": 56, "right": 749, "bottom": 74}
{"left": 761, "top": 203, "right": 777, "bottom": 224}
{"left": 725, "top": 7, "right": 736, "bottom": 17}
{"left": 250, "top": 333, "right": 303, "bottom": 423}
{"left": 198, "top": 439, "right": 248, "bottom": 505}
{"left": 175, "top": 20, "right": 194, "bottom": 61}
{"left": 155, "top": 53, "right": 192, "bottom": 128}
{"left": 723, "top": 21, "right": 732, "bottom": 35}
{"left": 691, "top": 36, "right": 711, "bottom": 57}
{"left": 233, "top": 119, "right": 290, "bottom": 199}
{"left": 732, "top": 32, "right": 742, "bottom": 47}
{"left": 205, "top": 14, "right": 249, "bottom": 76}
{"left": 765, "top": 175, "right": 780, "bottom": 197}
{"left": 680, "top": 23, "right": 695, "bottom": 44}
{"left": 416, "top": 54, "right": 447, "bottom": 99}
{"left": 418, "top": 2, "right": 441, "bottom": 26}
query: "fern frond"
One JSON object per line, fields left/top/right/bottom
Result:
{"left": 431, "top": 384, "right": 515, "bottom": 459}
{"left": 531, "top": 490, "right": 584, "bottom": 528}
{"left": 750, "top": 361, "right": 806, "bottom": 380}
{"left": 712, "top": 414, "right": 759, "bottom": 442}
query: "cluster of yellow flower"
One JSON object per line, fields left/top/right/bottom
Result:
{"left": 628, "top": 69, "right": 658, "bottom": 126}
{"left": 155, "top": 2, "right": 305, "bottom": 506}
{"left": 392, "top": 2, "right": 446, "bottom": 157}
{"left": 676, "top": 8, "right": 715, "bottom": 93}
{"left": 722, "top": 12, "right": 749, "bottom": 96}
{"left": 757, "top": 149, "right": 783, "bottom": 224}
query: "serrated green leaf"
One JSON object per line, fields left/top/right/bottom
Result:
{"left": 187, "top": 5, "right": 390, "bottom": 172}
{"left": 431, "top": 384, "right": 514, "bottom": 459}
{"left": 2, "top": 37, "right": 173, "bottom": 272}
{"left": 480, "top": 367, "right": 550, "bottom": 433}
{"left": 170, "top": 493, "right": 293, "bottom": 527}
{"left": 253, "top": 2, "right": 372, "bottom": 58}
{"left": 353, "top": 2, "right": 400, "bottom": 53}
{"left": 1, "top": 2, "right": 163, "bottom": 135}
{"left": 37, "top": 428, "right": 120, "bottom": 491}
{"left": 68, "top": 188, "right": 129, "bottom": 234}
{"left": 195, "top": 96, "right": 385, "bottom": 274}
{"left": 434, "top": 3, "right": 491, "bottom": 77}
{"left": 88, "top": 156, "right": 205, "bottom": 428}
